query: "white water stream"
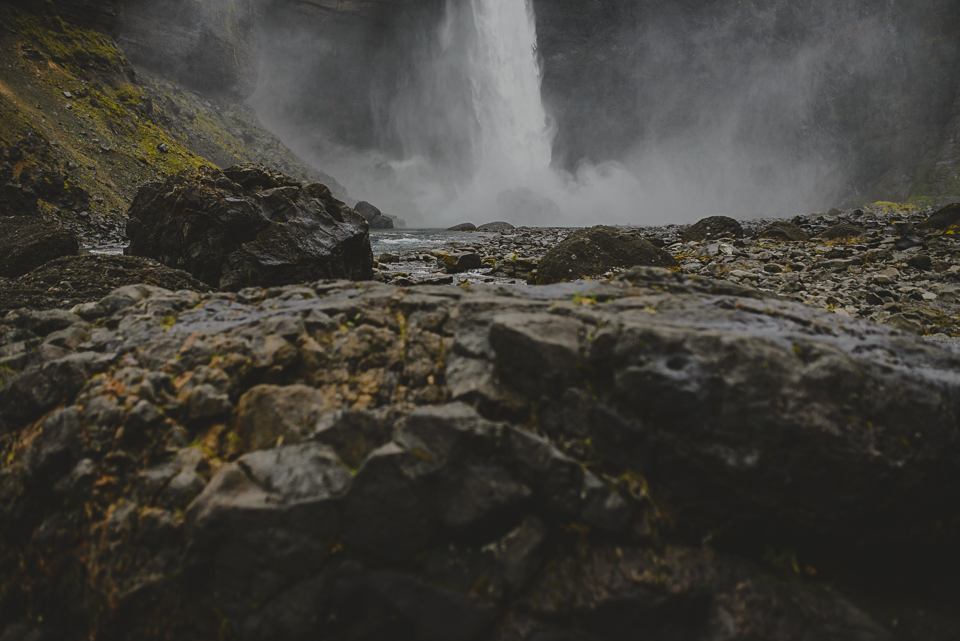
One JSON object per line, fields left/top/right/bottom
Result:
{"left": 463, "top": 0, "right": 552, "bottom": 188}
{"left": 316, "top": 0, "right": 656, "bottom": 227}
{"left": 417, "top": 0, "right": 651, "bottom": 227}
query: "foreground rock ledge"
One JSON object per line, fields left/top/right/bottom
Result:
{"left": 1, "top": 268, "right": 959, "bottom": 640}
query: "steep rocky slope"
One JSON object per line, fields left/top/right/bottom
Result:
{"left": 0, "top": 2, "right": 341, "bottom": 249}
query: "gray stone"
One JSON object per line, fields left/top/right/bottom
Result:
{"left": 236, "top": 384, "right": 329, "bottom": 451}
{"left": 185, "top": 443, "right": 351, "bottom": 615}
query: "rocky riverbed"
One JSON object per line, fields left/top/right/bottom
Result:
{"left": 372, "top": 204, "right": 960, "bottom": 338}
{"left": 1, "top": 267, "right": 959, "bottom": 640}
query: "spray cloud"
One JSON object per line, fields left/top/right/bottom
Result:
{"left": 250, "top": 0, "right": 960, "bottom": 227}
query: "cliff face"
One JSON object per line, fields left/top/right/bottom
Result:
{"left": 116, "top": 0, "right": 259, "bottom": 98}
{"left": 533, "top": 0, "right": 960, "bottom": 205}
{"left": 5, "top": 0, "right": 260, "bottom": 97}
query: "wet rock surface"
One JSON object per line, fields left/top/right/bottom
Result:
{"left": 1, "top": 268, "right": 958, "bottom": 640}
{"left": 668, "top": 205, "right": 960, "bottom": 337}
{"left": 355, "top": 200, "right": 395, "bottom": 229}
{"left": 680, "top": 215, "right": 744, "bottom": 242}
{"left": 533, "top": 226, "right": 678, "bottom": 284}
{"left": 125, "top": 164, "right": 373, "bottom": 291}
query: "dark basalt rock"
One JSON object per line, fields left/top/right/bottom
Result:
{"left": 124, "top": 164, "right": 373, "bottom": 291}
{"left": 184, "top": 443, "right": 352, "bottom": 620}
{"left": 534, "top": 226, "right": 678, "bottom": 284}
{"left": 757, "top": 220, "right": 809, "bottom": 242}
{"left": 477, "top": 221, "right": 516, "bottom": 232}
{"left": 0, "top": 217, "right": 79, "bottom": 278}
{"left": 438, "top": 252, "right": 483, "bottom": 274}
{"left": 919, "top": 202, "right": 960, "bottom": 230}
{"left": 447, "top": 223, "right": 478, "bottom": 232}
{"left": 681, "top": 216, "right": 744, "bottom": 242}
{"left": 818, "top": 223, "right": 865, "bottom": 240}
{"left": 2, "top": 271, "right": 960, "bottom": 639}
{"left": 907, "top": 253, "right": 933, "bottom": 271}
{"left": 355, "top": 201, "right": 394, "bottom": 229}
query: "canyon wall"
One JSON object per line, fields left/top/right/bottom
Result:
{"left": 9, "top": 0, "right": 960, "bottom": 209}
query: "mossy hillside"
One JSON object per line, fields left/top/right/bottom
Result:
{"left": 0, "top": 5, "right": 323, "bottom": 222}
{"left": 0, "top": 6, "right": 126, "bottom": 75}
{"left": 908, "top": 162, "right": 960, "bottom": 206}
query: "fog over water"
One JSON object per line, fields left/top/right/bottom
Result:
{"left": 249, "top": 0, "right": 959, "bottom": 227}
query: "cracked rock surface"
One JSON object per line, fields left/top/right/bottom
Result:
{"left": 1, "top": 268, "right": 959, "bottom": 640}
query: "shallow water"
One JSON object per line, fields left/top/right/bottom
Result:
{"left": 86, "top": 229, "right": 492, "bottom": 258}
{"left": 370, "top": 228, "right": 532, "bottom": 285}
{"left": 86, "top": 244, "right": 125, "bottom": 256}
{"left": 370, "top": 229, "right": 497, "bottom": 255}
{"left": 85, "top": 229, "right": 519, "bottom": 284}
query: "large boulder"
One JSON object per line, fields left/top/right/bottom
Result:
{"left": 0, "top": 217, "right": 79, "bottom": 278}
{"left": 124, "top": 164, "right": 374, "bottom": 291}
{"left": 354, "top": 201, "right": 394, "bottom": 229}
{"left": 818, "top": 223, "right": 865, "bottom": 240}
{"left": 477, "top": 221, "right": 515, "bottom": 232}
{"left": 534, "top": 225, "right": 678, "bottom": 284}
{"left": 681, "top": 215, "right": 744, "bottom": 242}
{"left": 919, "top": 202, "right": 960, "bottom": 230}
{"left": 757, "top": 220, "right": 809, "bottom": 242}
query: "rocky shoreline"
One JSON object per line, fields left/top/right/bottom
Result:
{"left": 372, "top": 204, "right": 960, "bottom": 338}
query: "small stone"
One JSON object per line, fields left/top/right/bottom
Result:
{"left": 907, "top": 254, "right": 933, "bottom": 271}
{"left": 883, "top": 313, "right": 924, "bottom": 335}
{"left": 157, "top": 143, "right": 169, "bottom": 154}
{"left": 184, "top": 384, "right": 232, "bottom": 424}
{"left": 438, "top": 252, "right": 483, "bottom": 274}
{"left": 379, "top": 252, "right": 400, "bottom": 264}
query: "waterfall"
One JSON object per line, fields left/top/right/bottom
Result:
{"left": 465, "top": 0, "right": 552, "bottom": 184}
{"left": 378, "top": 0, "right": 648, "bottom": 226}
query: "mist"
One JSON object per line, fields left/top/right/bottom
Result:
{"left": 249, "top": 0, "right": 960, "bottom": 227}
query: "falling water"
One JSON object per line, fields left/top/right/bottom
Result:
{"left": 324, "top": 0, "right": 654, "bottom": 226}
{"left": 465, "top": 0, "right": 552, "bottom": 186}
